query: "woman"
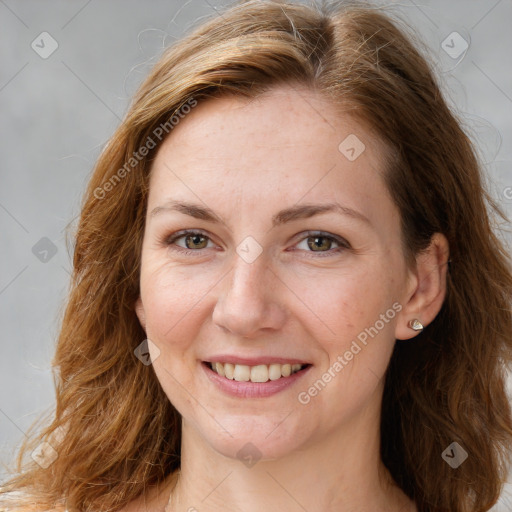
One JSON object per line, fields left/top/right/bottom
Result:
{"left": 1, "top": 1, "right": 511, "bottom": 511}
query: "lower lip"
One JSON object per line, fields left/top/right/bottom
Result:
{"left": 202, "top": 362, "right": 312, "bottom": 398}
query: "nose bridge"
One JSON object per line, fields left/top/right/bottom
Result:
{"left": 212, "top": 250, "right": 284, "bottom": 337}
{"left": 230, "top": 252, "right": 271, "bottom": 298}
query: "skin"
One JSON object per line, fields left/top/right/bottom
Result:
{"left": 130, "top": 83, "right": 449, "bottom": 512}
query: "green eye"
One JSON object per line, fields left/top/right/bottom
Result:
{"left": 296, "top": 231, "right": 350, "bottom": 255}
{"left": 181, "top": 233, "right": 209, "bottom": 250}
{"left": 306, "top": 235, "right": 336, "bottom": 252}
{"left": 164, "top": 230, "right": 350, "bottom": 257}
{"left": 164, "top": 230, "right": 214, "bottom": 254}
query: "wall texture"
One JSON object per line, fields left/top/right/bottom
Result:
{"left": 1, "top": 0, "right": 511, "bottom": 508}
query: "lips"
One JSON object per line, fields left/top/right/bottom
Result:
{"left": 202, "top": 359, "right": 312, "bottom": 398}
{"left": 208, "top": 361, "right": 307, "bottom": 383}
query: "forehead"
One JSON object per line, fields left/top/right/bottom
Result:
{"left": 152, "top": 84, "right": 385, "bottom": 167}
{"left": 147, "top": 84, "right": 395, "bottom": 228}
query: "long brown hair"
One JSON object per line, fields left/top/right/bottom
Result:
{"left": 2, "top": 1, "right": 511, "bottom": 511}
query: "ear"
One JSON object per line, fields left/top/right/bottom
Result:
{"left": 395, "top": 233, "right": 450, "bottom": 340}
{"left": 135, "top": 296, "right": 147, "bottom": 331}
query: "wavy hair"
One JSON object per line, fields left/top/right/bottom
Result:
{"left": 2, "top": 1, "right": 511, "bottom": 511}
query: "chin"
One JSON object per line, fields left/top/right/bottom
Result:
{"left": 194, "top": 415, "right": 311, "bottom": 464}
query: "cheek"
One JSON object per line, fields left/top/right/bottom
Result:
{"left": 139, "top": 262, "right": 215, "bottom": 411}
{"left": 295, "top": 270, "right": 400, "bottom": 421}
{"left": 139, "top": 259, "right": 216, "bottom": 351}
{"left": 293, "top": 266, "right": 401, "bottom": 400}
{"left": 291, "top": 263, "right": 398, "bottom": 343}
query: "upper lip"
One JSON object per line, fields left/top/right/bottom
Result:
{"left": 202, "top": 355, "right": 311, "bottom": 366}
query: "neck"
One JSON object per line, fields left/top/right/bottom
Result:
{"left": 165, "top": 404, "right": 416, "bottom": 512}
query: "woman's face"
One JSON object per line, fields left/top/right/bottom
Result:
{"left": 136, "top": 84, "right": 416, "bottom": 460}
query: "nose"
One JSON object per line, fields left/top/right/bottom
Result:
{"left": 212, "top": 253, "right": 287, "bottom": 339}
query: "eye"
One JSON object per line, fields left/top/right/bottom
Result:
{"left": 164, "top": 230, "right": 215, "bottom": 254}
{"left": 294, "top": 231, "right": 350, "bottom": 256}
{"left": 162, "top": 230, "right": 350, "bottom": 257}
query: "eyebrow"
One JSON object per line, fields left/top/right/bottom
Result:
{"left": 150, "top": 199, "right": 371, "bottom": 228}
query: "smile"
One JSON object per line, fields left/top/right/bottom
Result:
{"left": 208, "top": 362, "right": 307, "bottom": 383}
{"left": 202, "top": 360, "right": 312, "bottom": 398}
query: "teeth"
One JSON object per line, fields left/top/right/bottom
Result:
{"left": 224, "top": 363, "right": 235, "bottom": 380}
{"left": 210, "top": 362, "right": 305, "bottom": 382}
{"left": 268, "top": 364, "right": 282, "bottom": 381}
{"left": 214, "top": 362, "right": 225, "bottom": 377}
{"left": 250, "top": 365, "right": 268, "bottom": 383}
{"left": 233, "top": 365, "right": 250, "bottom": 382}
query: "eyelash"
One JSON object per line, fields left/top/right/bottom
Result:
{"left": 162, "top": 230, "right": 351, "bottom": 258}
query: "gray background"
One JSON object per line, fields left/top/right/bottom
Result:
{"left": 1, "top": 0, "right": 511, "bottom": 508}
